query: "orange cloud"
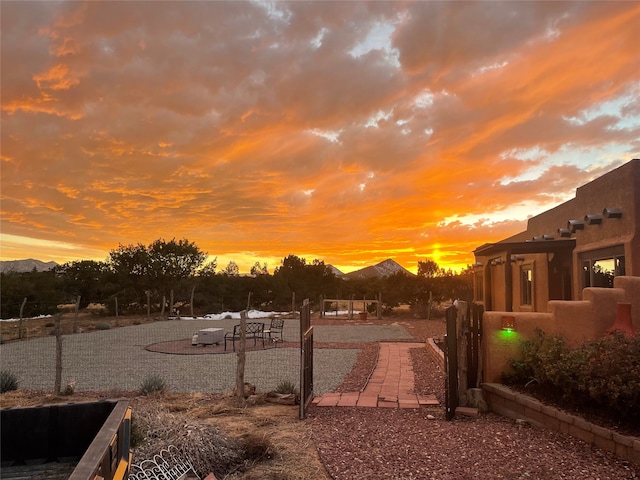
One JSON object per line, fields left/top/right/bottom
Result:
{"left": 1, "top": 1, "right": 638, "bottom": 274}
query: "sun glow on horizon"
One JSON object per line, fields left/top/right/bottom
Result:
{"left": 1, "top": 2, "right": 637, "bottom": 277}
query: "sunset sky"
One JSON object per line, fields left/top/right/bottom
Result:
{"left": 1, "top": 1, "right": 638, "bottom": 274}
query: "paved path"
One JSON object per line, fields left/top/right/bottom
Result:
{"left": 313, "top": 342, "right": 440, "bottom": 409}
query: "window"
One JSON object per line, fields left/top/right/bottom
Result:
{"left": 580, "top": 246, "right": 625, "bottom": 288}
{"left": 521, "top": 265, "right": 533, "bottom": 306}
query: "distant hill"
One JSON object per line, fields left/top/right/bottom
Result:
{"left": 0, "top": 259, "right": 59, "bottom": 273}
{"left": 327, "top": 264, "right": 346, "bottom": 278}
{"left": 335, "top": 259, "right": 414, "bottom": 280}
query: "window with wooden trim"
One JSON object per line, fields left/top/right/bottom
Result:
{"left": 580, "top": 245, "right": 625, "bottom": 288}
{"left": 521, "top": 265, "right": 533, "bottom": 306}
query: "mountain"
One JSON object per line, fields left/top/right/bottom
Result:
{"left": 326, "top": 264, "right": 345, "bottom": 278}
{"left": 0, "top": 259, "right": 59, "bottom": 273}
{"left": 343, "top": 259, "right": 414, "bottom": 280}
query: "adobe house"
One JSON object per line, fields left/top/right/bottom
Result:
{"left": 472, "top": 159, "right": 640, "bottom": 384}
{"left": 472, "top": 158, "right": 640, "bottom": 314}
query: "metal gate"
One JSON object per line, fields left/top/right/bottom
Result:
{"left": 444, "top": 301, "right": 484, "bottom": 420}
{"left": 299, "top": 299, "right": 313, "bottom": 419}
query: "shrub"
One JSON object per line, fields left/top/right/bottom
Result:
{"left": 96, "top": 322, "right": 111, "bottom": 330}
{"left": 274, "top": 379, "right": 297, "bottom": 395}
{"left": 139, "top": 374, "right": 166, "bottom": 395}
{"left": 577, "top": 332, "right": 640, "bottom": 418}
{"left": 1, "top": 371, "right": 18, "bottom": 393}
{"left": 504, "top": 330, "right": 640, "bottom": 422}
{"left": 63, "top": 379, "right": 76, "bottom": 396}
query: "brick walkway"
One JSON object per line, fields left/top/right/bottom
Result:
{"left": 312, "top": 342, "right": 440, "bottom": 409}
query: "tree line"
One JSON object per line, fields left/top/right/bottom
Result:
{"left": 0, "top": 238, "right": 473, "bottom": 319}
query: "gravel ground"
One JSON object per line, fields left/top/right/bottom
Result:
{"left": 309, "top": 319, "right": 640, "bottom": 480}
{"left": 0, "top": 317, "right": 411, "bottom": 395}
{"left": 3, "top": 316, "right": 638, "bottom": 478}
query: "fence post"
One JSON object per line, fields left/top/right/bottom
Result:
{"left": 18, "top": 297, "right": 27, "bottom": 339}
{"left": 115, "top": 296, "right": 119, "bottom": 326}
{"left": 190, "top": 286, "right": 195, "bottom": 317}
{"left": 445, "top": 305, "right": 458, "bottom": 420}
{"left": 146, "top": 291, "right": 151, "bottom": 320}
{"left": 457, "top": 301, "right": 469, "bottom": 406}
{"left": 54, "top": 314, "right": 63, "bottom": 395}
{"left": 235, "top": 310, "right": 247, "bottom": 405}
{"left": 349, "top": 294, "right": 354, "bottom": 320}
{"left": 73, "top": 296, "right": 80, "bottom": 334}
{"left": 299, "top": 299, "right": 313, "bottom": 419}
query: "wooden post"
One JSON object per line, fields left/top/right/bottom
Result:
{"left": 115, "top": 296, "right": 119, "bottom": 326}
{"left": 73, "top": 296, "right": 80, "bottom": 334}
{"left": 377, "top": 292, "right": 382, "bottom": 319}
{"left": 457, "top": 301, "right": 469, "bottom": 406}
{"left": 161, "top": 294, "right": 166, "bottom": 317}
{"left": 445, "top": 305, "right": 458, "bottom": 420}
{"left": 235, "top": 310, "right": 247, "bottom": 405}
{"left": 427, "top": 291, "right": 433, "bottom": 320}
{"left": 170, "top": 289, "right": 174, "bottom": 317}
{"left": 146, "top": 291, "right": 151, "bottom": 320}
{"left": 190, "top": 286, "right": 195, "bottom": 317}
{"left": 246, "top": 291, "right": 252, "bottom": 311}
{"left": 291, "top": 292, "right": 296, "bottom": 314}
{"left": 18, "top": 297, "right": 27, "bottom": 339}
{"left": 54, "top": 314, "right": 63, "bottom": 395}
{"left": 319, "top": 295, "right": 324, "bottom": 318}
{"left": 362, "top": 295, "right": 366, "bottom": 317}
{"left": 349, "top": 294, "right": 354, "bottom": 320}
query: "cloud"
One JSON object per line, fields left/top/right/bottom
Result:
{"left": 1, "top": 1, "right": 638, "bottom": 273}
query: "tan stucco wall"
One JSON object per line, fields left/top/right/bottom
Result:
{"left": 482, "top": 275, "right": 640, "bottom": 384}
{"left": 474, "top": 160, "right": 640, "bottom": 311}
{"left": 483, "top": 311, "right": 554, "bottom": 383}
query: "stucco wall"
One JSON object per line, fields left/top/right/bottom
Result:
{"left": 474, "top": 160, "right": 640, "bottom": 311}
{"left": 482, "top": 276, "right": 640, "bottom": 383}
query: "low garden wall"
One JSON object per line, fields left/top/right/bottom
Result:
{"left": 425, "top": 337, "right": 445, "bottom": 371}
{"left": 483, "top": 276, "right": 640, "bottom": 383}
{"left": 483, "top": 383, "right": 640, "bottom": 466}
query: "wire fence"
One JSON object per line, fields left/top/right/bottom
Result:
{"left": 0, "top": 316, "right": 366, "bottom": 396}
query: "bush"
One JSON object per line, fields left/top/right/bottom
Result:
{"left": 1, "top": 371, "right": 18, "bottom": 393}
{"left": 63, "top": 379, "right": 76, "bottom": 396}
{"left": 504, "top": 330, "right": 640, "bottom": 422}
{"left": 274, "top": 379, "right": 297, "bottom": 395}
{"left": 578, "top": 332, "right": 640, "bottom": 418}
{"left": 139, "top": 374, "right": 166, "bottom": 395}
{"left": 96, "top": 322, "right": 111, "bottom": 330}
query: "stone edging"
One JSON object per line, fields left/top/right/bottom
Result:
{"left": 482, "top": 383, "right": 640, "bottom": 466}
{"left": 425, "top": 337, "right": 445, "bottom": 371}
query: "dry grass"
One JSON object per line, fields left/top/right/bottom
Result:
{"left": 1, "top": 312, "right": 157, "bottom": 342}
{"left": 1, "top": 389, "right": 331, "bottom": 479}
